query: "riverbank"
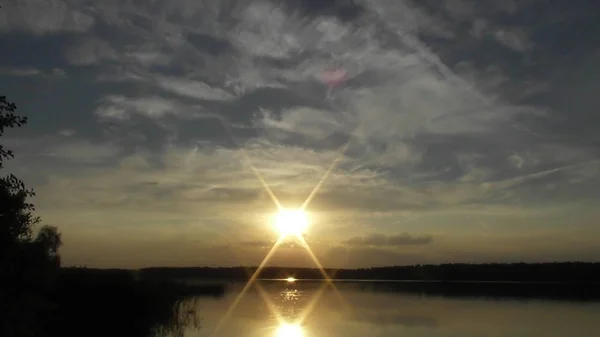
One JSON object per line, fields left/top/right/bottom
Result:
{"left": 42, "top": 267, "right": 226, "bottom": 337}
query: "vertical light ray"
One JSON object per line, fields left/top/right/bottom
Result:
{"left": 254, "top": 281, "right": 286, "bottom": 325}
{"left": 210, "top": 236, "right": 285, "bottom": 337}
{"left": 295, "top": 280, "right": 329, "bottom": 325}
{"left": 219, "top": 117, "right": 283, "bottom": 210}
{"left": 297, "top": 236, "right": 351, "bottom": 314}
{"left": 209, "top": 87, "right": 355, "bottom": 335}
{"left": 301, "top": 142, "right": 349, "bottom": 211}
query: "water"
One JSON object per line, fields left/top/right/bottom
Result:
{"left": 178, "top": 280, "right": 600, "bottom": 337}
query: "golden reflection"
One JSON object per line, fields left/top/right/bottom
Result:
{"left": 281, "top": 289, "right": 300, "bottom": 302}
{"left": 275, "top": 323, "right": 304, "bottom": 337}
{"left": 210, "top": 236, "right": 286, "bottom": 337}
{"left": 209, "top": 115, "right": 349, "bottom": 337}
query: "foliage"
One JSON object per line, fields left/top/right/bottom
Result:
{"left": 1, "top": 95, "right": 208, "bottom": 336}
{"left": 0, "top": 95, "right": 62, "bottom": 337}
{"left": 46, "top": 268, "right": 213, "bottom": 337}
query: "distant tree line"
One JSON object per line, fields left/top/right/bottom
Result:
{"left": 139, "top": 263, "right": 600, "bottom": 301}
{"left": 140, "top": 262, "right": 600, "bottom": 283}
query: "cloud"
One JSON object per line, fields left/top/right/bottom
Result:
{"left": 4, "top": 136, "right": 122, "bottom": 165}
{"left": 0, "top": 0, "right": 94, "bottom": 35}
{"left": 95, "top": 95, "right": 185, "bottom": 120}
{"left": 0, "top": 66, "right": 67, "bottom": 79}
{"left": 343, "top": 233, "right": 433, "bottom": 247}
{"left": 42, "top": 140, "right": 121, "bottom": 164}
{"left": 126, "top": 51, "right": 172, "bottom": 67}
{"left": 238, "top": 240, "right": 273, "bottom": 248}
{"left": 493, "top": 28, "right": 533, "bottom": 53}
{"left": 154, "top": 76, "right": 233, "bottom": 101}
{"left": 64, "top": 38, "right": 118, "bottom": 66}
{"left": 59, "top": 129, "right": 76, "bottom": 137}
{"left": 237, "top": 238, "right": 302, "bottom": 250}
{"left": 2, "top": 0, "right": 600, "bottom": 268}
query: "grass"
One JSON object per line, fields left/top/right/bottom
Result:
{"left": 43, "top": 268, "right": 225, "bottom": 337}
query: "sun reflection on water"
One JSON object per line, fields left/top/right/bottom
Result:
{"left": 275, "top": 323, "right": 304, "bottom": 337}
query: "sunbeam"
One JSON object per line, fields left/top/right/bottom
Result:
{"left": 297, "top": 235, "right": 352, "bottom": 316}
{"left": 210, "top": 113, "right": 351, "bottom": 337}
{"left": 219, "top": 118, "right": 283, "bottom": 210}
{"left": 210, "top": 236, "right": 285, "bottom": 337}
{"left": 254, "top": 281, "right": 286, "bottom": 326}
{"left": 295, "top": 281, "right": 329, "bottom": 325}
{"left": 301, "top": 142, "right": 349, "bottom": 211}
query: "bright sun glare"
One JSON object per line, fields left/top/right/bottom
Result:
{"left": 275, "top": 324, "right": 304, "bottom": 337}
{"left": 286, "top": 277, "right": 296, "bottom": 283}
{"left": 274, "top": 209, "right": 309, "bottom": 236}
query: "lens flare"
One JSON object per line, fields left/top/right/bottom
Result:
{"left": 210, "top": 77, "right": 350, "bottom": 336}
{"left": 274, "top": 209, "right": 309, "bottom": 236}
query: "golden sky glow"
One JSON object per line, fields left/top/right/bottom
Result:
{"left": 2, "top": 0, "right": 600, "bottom": 271}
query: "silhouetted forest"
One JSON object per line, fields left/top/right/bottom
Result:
{"left": 46, "top": 268, "right": 224, "bottom": 337}
{"left": 0, "top": 96, "right": 223, "bottom": 337}
{"left": 140, "top": 262, "right": 600, "bottom": 283}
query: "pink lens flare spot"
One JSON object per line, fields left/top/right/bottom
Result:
{"left": 320, "top": 68, "right": 348, "bottom": 88}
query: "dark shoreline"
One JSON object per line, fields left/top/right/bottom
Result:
{"left": 42, "top": 268, "right": 225, "bottom": 337}
{"left": 66, "top": 262, "right": 600, "bottom": 303}
{"left": 138, "top": 262, "right": 600, "bottom": 284}
{"left": 233, "top": 278, "right": 600, "bottom": 302}
{"left": 14, "top": 263, "right": 600, "bottom": 337}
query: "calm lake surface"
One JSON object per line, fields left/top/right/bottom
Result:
{"left": 179, "top": 280, "right": 600, "bottom": 337}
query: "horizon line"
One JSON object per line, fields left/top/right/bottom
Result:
{"left": 63, "top": 261, "right": 600, "bottom": 270}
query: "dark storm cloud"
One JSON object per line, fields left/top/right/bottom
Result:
{"left": 3, "top": 0, "right": 600, "bottom": 268}
{"left": 186, "top": 32, "right": 235, "bottom": 56}
{"left": 277, "top": 0, "right": 367, "bottom": 22}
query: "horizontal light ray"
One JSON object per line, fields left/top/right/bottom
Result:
{"left": 210, "top": 236, "right": 285, "bottom": 337}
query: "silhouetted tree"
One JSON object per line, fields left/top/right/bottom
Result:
{"left": 1, "top": 96, "right": 207, "bottom": 337}
{"left": 1, "top": 95, "right": 62, "bottom": 337}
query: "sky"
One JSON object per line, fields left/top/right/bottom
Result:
{"left": 1, "top": 0, "right": 599, "bottom": 269}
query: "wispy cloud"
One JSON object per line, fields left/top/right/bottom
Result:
{"left": 0, "top": 66, "right": 67, "bottom": 79}
{"left": 64, "top": 37, "right": 118, "bottom": 66}
{"left": 2, "top": 0, "right": 600, "bottom": 267}
{"left": 0, "top": 0, "right": 94, "bottom": 35}
{"left": 343, "top": 233, "right": 433, "bottom": 247}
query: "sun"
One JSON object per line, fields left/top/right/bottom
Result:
{"left": 274, "top": 209, "right": 309, "bottom": 237}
